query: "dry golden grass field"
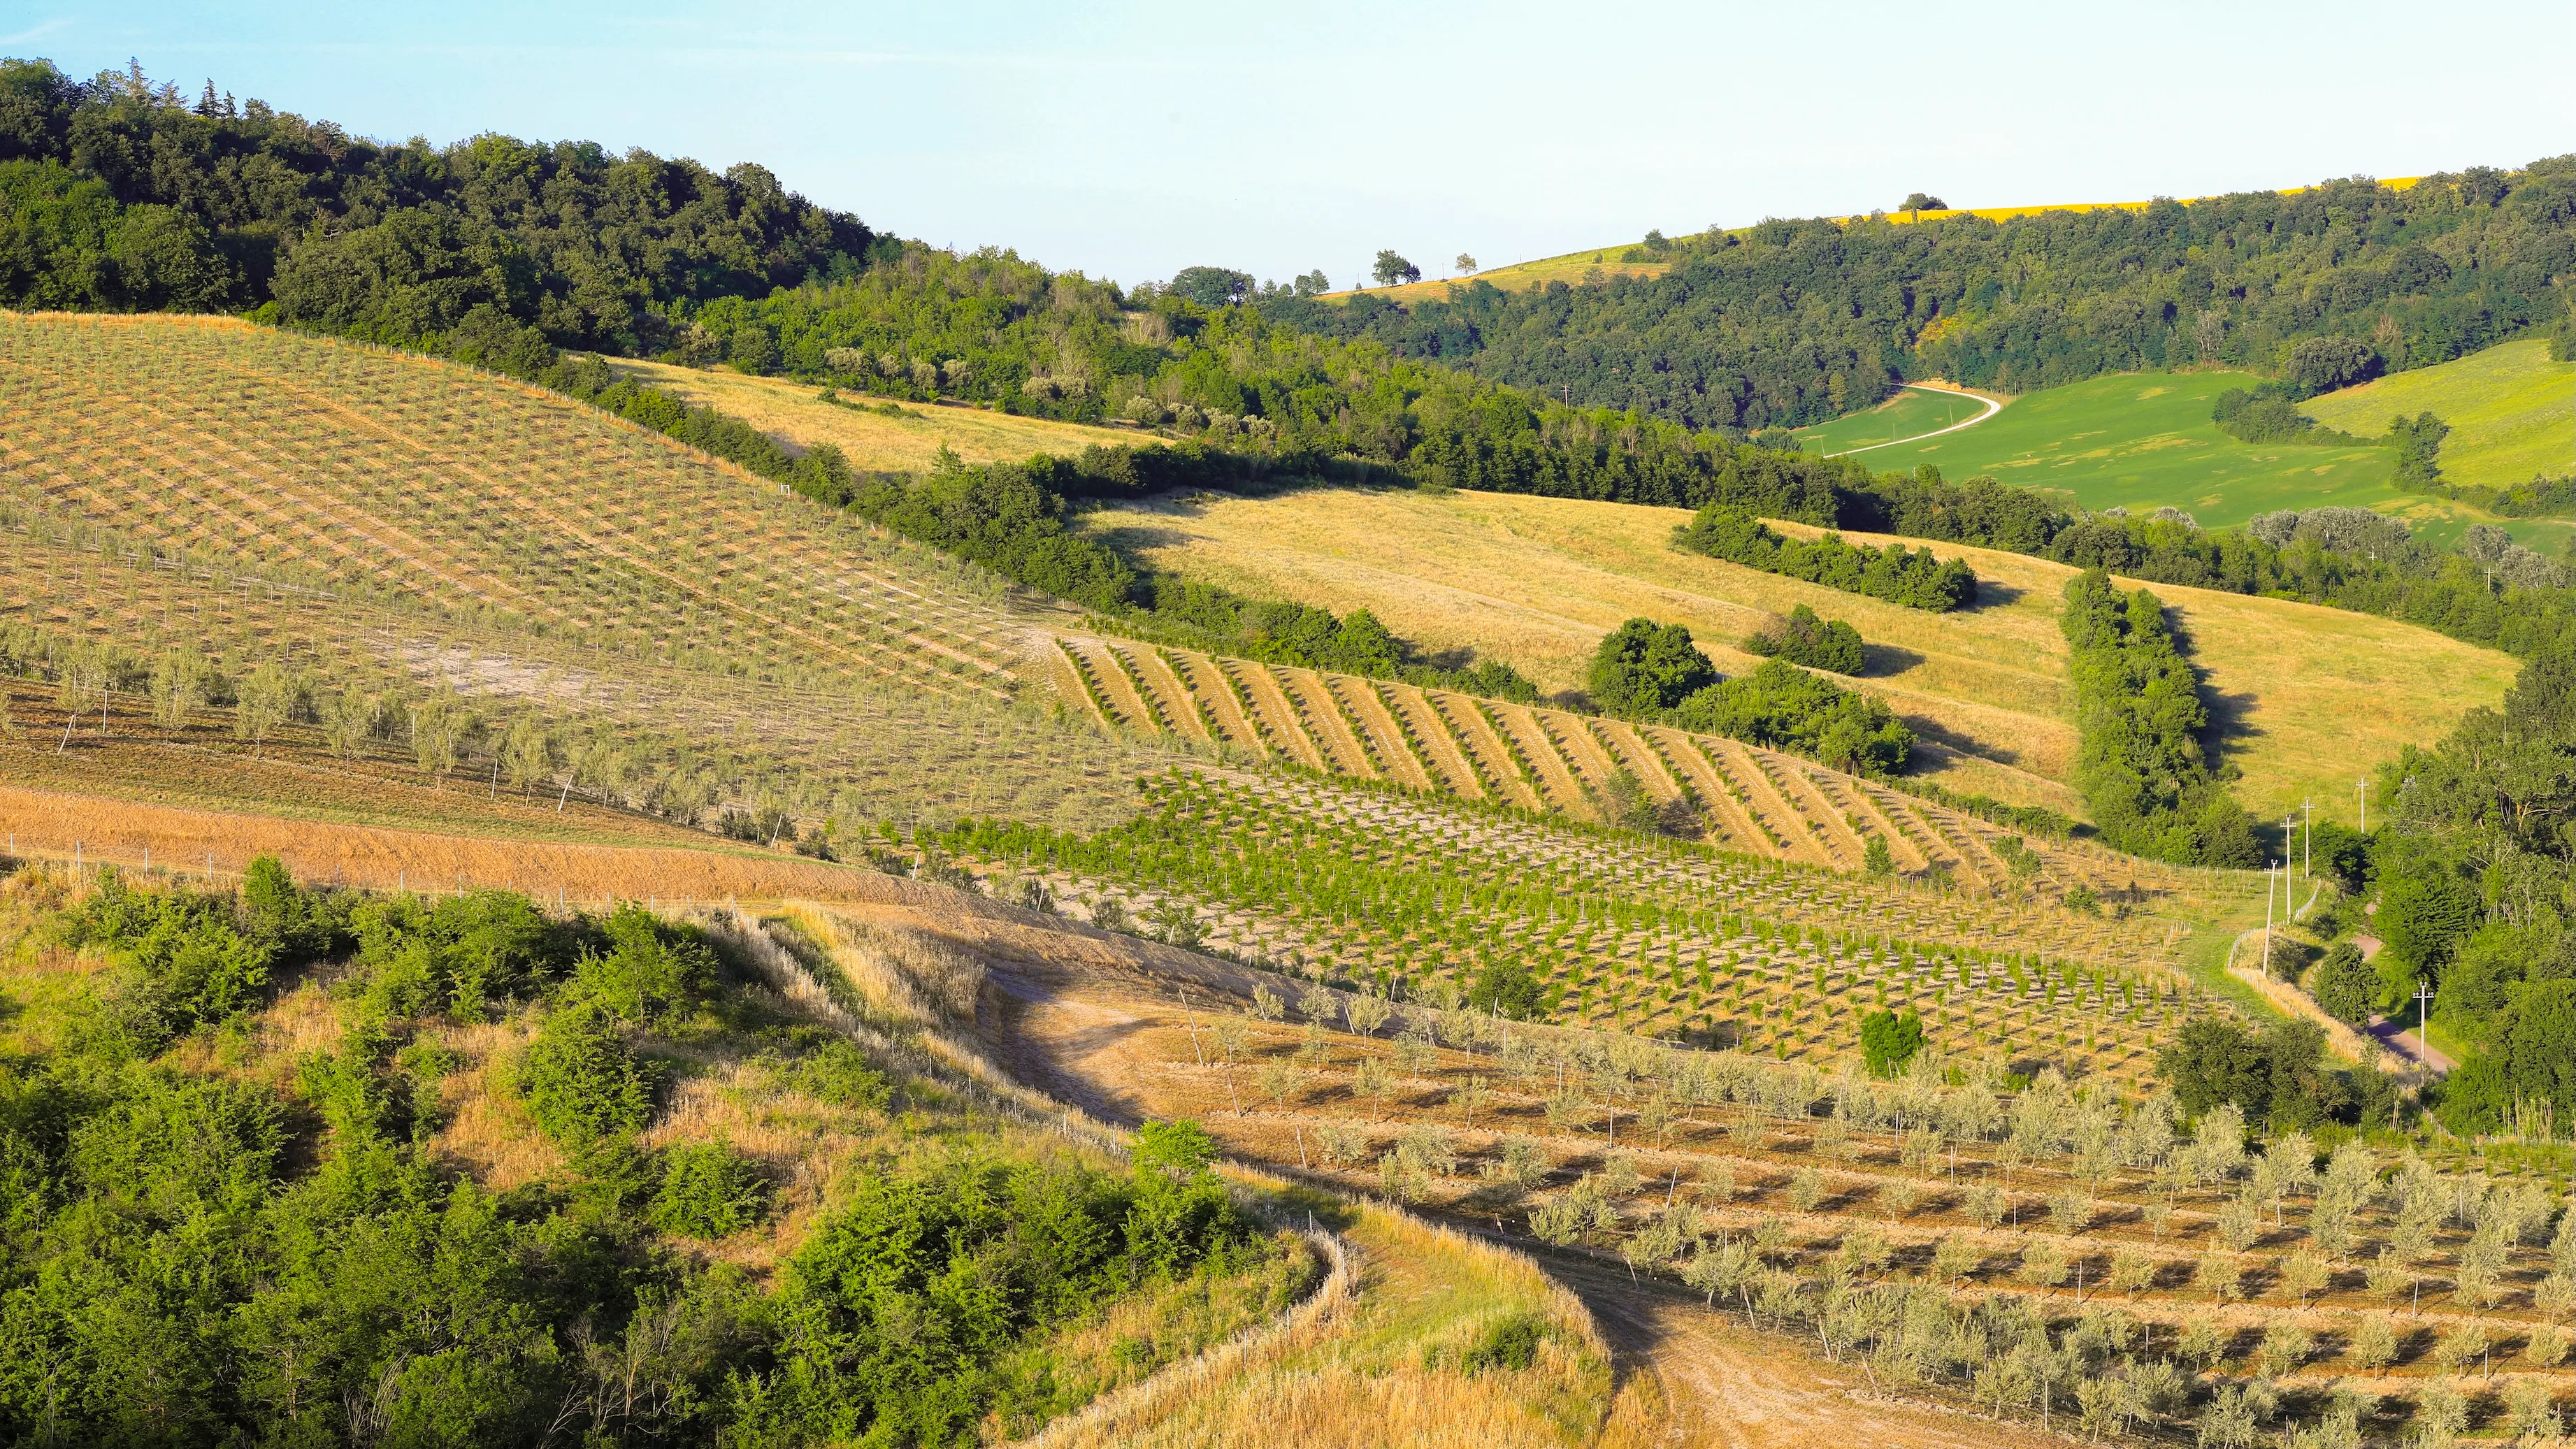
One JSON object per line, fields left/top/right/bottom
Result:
{"left": 1077, "top": 486, "right": 2513, "bottom": 825}
{"left": 604, "top": 355, "right": 1132, "bottom": 472}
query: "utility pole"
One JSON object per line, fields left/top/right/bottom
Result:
{"left": 2301, "top": 799, "right": 2314, "bottom": 884}
{"left": 2284, "top": 816, "right": 2296, "bottom": 923}
{"left": 2263, "top": 859, "right": 2276, "bottom": 979}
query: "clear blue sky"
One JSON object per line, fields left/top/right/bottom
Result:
{"left": 20, "top": 1, "right": 2572, "bottom": 290}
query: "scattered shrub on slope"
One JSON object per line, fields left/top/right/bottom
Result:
{"left": 1743, "top": 604, "right": 1865, "bottom": 675}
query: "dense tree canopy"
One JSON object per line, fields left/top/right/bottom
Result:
{"left": 0, "top": 59, "right": 874, "bottom": 352}
{"left": 2059, "top": 571, "right": 2258, "bottom": 867}
{"left": 1259, "top": 161, "right": 2576, "bottom": 429}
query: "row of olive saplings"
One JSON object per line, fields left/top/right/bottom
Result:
{"left": 1207, "top": 979, "right": 2576, "bottom": 1291}
{"left": 1322, "top": 1095, "right": 2570, "bottom": 1446}
{"left": 1033, "top": 809, "right": 2154, "bottom": 1037}
{"left": 0, "top": 617, "right": 848, "bottom": 826}
{"left": 0, "top": 493, "right": 546, "bottom": 637}
{"left": 1334, "top": 1126, "right": 2574, "bottom": 1441}
{"left": 1146, "top": 792, "right": 2181, "bottom": 1014}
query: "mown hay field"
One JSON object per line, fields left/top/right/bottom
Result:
{"left": 1077, "top": 486, "right": 2512, "bottom": 824}
{"left": 603, "top": 355, "right": 1132, "bottom": 472}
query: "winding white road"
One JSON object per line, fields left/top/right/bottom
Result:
{"left": 1820, "top": 382, "right": 2003, "bottom": 457}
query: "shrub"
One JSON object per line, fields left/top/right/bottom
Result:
{"left": 570, "top": 904, "right": 717, "bottom": 1023}
{"left": 652, "top": 1140, "right": 770, "bottom": 1238}
{"left": 1673, "top": 503, "right": 1976, "bottom": 610}
{"left": 2310, "top": 942, "right": 2376, "bottom": 1025}
{"left": 1859, "top": 1009, "right": 1923, "bottom": 1078}
{"left": 787, "top": 1039, "right": 893, "bottom": 1109}
{"left": 1588, "top": 618, "right": 1717, "bottom": 716}
{"left": 518, "top": 1003, "right": 654, "bottom": 1153}
{"left": 1743, "top": 603, "right": 1864, "bottom": 674}
{"left": 1461, "top": 1311, "right": 1546, "bottom": 1373}
{"left": 1673, "top": 659, "right": 1913, "bottom": 777}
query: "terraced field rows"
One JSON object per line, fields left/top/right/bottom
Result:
{"left": 0, "top": 315, "right": 1175, "bottom": 829}
{"left": 942, "top": 772, "right": 2210, "bottom": 1088}
{"left": 1058, "top": 634, "right": 2177, "bottom": 906}
{"left": 1000, "top": 976, "right": 2576, "bottom": 1440}
{"left": 0, "top": 316, "right": 1031, "bottom": 705}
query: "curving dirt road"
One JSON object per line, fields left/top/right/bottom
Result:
{"left": 970, "top": 958, "right": 2083, "bottom": 1448}
{"left": 1820, "top": 383, "right": 2004, "bottom": 458}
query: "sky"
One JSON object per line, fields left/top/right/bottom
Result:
{"left": 18, "top": 1, "right": 2573, "bottom": 291}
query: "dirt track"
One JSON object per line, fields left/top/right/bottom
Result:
{"left": 970, "top": 958, "right": 2080, "bottom": 1448}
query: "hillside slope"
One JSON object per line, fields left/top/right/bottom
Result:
{"left": 1074, "top": 486, "right": 2515, "bottom": 823}
{"left": 604, "top": 356, "right": 1137, "bottom": 471}
{"left": 0, "top": 313, "right": 1158, "bottom": 832}
{"left": 1338, "top": 176, "right": 2432, "bottom": 306}
{"left": 2303, "top": 337, "right": 2575, "bottom": 491}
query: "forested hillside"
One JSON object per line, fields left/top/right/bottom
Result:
{"left": 0, "top": 59, "right": 874, "bottom": 352}
{"left": 1262, "top": 165, "right": 2576, "bottom": 429}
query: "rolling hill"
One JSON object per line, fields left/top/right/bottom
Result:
{"left": 0, "top": 312, "right": 1156, "bottom": 835}
{"left": 1790, "top": 383, "right": 1998, "bottom": 456}
{"left": 12, "top": 66, "right": 2572, "bottom": 1449}
{"left": 1333, "top": 178, "right": 2429, "bottom": 307}
{"left": 1794, "top": 371, "right": 2398, "bottom": 528}
{"left": 604, "top": 355, "right": 1137, "bottom": 471}
{"left": 1072, "top": 484, "right": 2515, "bottom": 825}
{"left": 2303, "top": 337, "right": 2575, "bottom": 491}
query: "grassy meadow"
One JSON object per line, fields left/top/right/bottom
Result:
{"left": 1792, "top": 384, "right": 1996, "bottom": 455}
{"left": 1804, "top": 370, "right": 2405, "bottom": 528}
{"left": 1077, "top": 486, "right": 2514, "bottom": 823}
{"left": 604, "top": 355, "right": 1131, "bottom": 471}
{"left": 2303, "top": 338, "right": 2575, "bottom": 491}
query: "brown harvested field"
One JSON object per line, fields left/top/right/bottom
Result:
{"left": 1079, "top": 486, "right": 2514, "bottom": 823}
{"left": 0, "top": 779, "right": 951, "bottom": 908}
{"left": 605, "top": 356, "right": 1130, "bottom": 471}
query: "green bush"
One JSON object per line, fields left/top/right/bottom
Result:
{"left": 1673, "top": 503, "right": 1976, "bottom": 611}
{"left": 2310, "top": 942, "right": 2376, "bottom": 1026}
{"left": 570, "top": 904, "right": 717, "bottom": 1023}
{"left": 1743, "top": 603, "right": 1864, "bottom": 675}
{"left": 517, "top": 1003, "right": 654, "bottom": 1153}
{"left": 1859, "top": 1009, "right": 1924, "bottom": 1078}
{"left": 1587, "top": 618, "right": 1718, "bottom": 716}
{"left": 786, "top": 1039, "right": 894, "bottom": 1109}
{"left": 1461, "top": 1311, "right": 1546, "bottom": 1373}
{"left": 62, "top": 870, "right": 277, "bottom": 1052}
{"left": 1673, "top": 659, "right": 1913, "bottom": 777}
{"left": 652, "top": 1141, "right": 770, "bottom": 1238}
{"left": 352, "top": 888, "right": 575, "bottom": 1019}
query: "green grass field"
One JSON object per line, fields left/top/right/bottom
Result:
{"left": 1808, "top": 371, "right": 2396, "bottom": 525}
{"left": 2303, "top": 338, "right": 2575, "bottom": 490}
{"left": 1792, "top": 386, "right": 1994, "bottom": 455}
{"left": 1801, "top": 368, "right": 2574, "bottom": 551}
